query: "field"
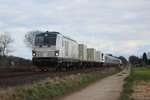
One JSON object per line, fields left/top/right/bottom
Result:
{"left": 120, "top": 67, "right": 150, "bottom": 100}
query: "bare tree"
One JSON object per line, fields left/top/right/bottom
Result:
{"left": 129, "top": 55, "right": 140, "bottom": 66}
{"left": 0, "top": 33, "right": 14, "bottom": 56}
{"left": 118, "top": 56, "right": 127, "bottom": 66}
{"left": 24, "top": 31, "right": 41, "bottom": 49}
{"left": 0, "top": 47, "right": 2, "bottom": 58}
{"left": 142, "top": 52, "right": 147, "bottom": 62}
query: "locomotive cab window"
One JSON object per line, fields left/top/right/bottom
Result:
{"left": 35, "top": 34, "right": 57, "bottom": 46}
{"left": 35, "top": 37, "right": 44, "bottom": 46}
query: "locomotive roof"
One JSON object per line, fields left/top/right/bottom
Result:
{"left": 105, "top": 54, "right": 120, "bottom": 60}
{"left": 36, "top": 31, "right": 77, "bottom": 42}
{"left": 36, "top": 31, "right": 60, "bottom": 35}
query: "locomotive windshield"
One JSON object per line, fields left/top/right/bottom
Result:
{"left": 35, "top": 34, "right": 57, "bottom": 46}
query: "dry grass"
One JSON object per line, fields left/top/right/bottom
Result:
{"left": 0, "top": 68, "right": 119, "bottom": 100}
{"left": 0, "top": 73, "right": 110, "bottom": 100}
{"left": 0, "top": 88, "right": 17, "bottom": 100}
{"left": 120, "top": 67, "right": 150, "bottom": 100}
{"left": 132, "top": 81, "right": 150, "bottom": 100}
{"left": 0, "top": 74, "right": 81, "bottom": 100}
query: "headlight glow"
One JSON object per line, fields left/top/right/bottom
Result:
{"left": 55, "top": 53, "right": 59, "bottom": 56}
{"left": 32, "top": 51, "right": 36, "bottom": 56}
{"left": 32, "top": 53, "right": 36, "bottom": 56}
{"left": 55, "top": 50, "right": 59, "bottom": 56}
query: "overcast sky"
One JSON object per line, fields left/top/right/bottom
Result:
{"left": 0, "top": 0, "right": 150, "bottom": 59}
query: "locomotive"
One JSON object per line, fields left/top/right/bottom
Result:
{"left": 32, "top": 31, "right": 121, "bottom": 71}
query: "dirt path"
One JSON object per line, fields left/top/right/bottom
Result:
{"left": 59, "top": 67, "right": 130, "bottom": 100}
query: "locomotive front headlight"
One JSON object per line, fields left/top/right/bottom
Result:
{"left": 55, "top": 52, "right": 59, "bottom": 56}
{"left": 55, "top": 50, "right": 59, "bottom": 56}
{"left": 33, "top": 53, "right": 36, "bottom": 56}
{"left": 32, "top": 51, "right": 36, "bottom": 56}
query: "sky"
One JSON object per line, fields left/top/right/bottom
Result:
{"left": 0, "top": 0, "right": 150, "bottom": 60}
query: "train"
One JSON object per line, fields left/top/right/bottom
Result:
{"left": 32, "top": 31, "right": 122, "bottom": 71}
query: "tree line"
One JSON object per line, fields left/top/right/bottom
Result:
{"left": 0, "top": 33, "right": 14, "bottom": 58}
{"left": 129, "top": 53, "right": 150, "bottom": 67}
{"left": 0, "top": 31, "right": 40, "bottom": 57}
{"left": 0, "top": 31, "right": 39, "bottom": 67}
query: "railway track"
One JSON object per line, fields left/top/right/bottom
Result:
{"left": 0, "top": 71, "right": 54, "bottom": 78}
{"left": 0, "top": 67, "right": 107, "bottom": 89}
{"left": 0, "top": 67, "right": 96, "bottom": 78}
{"left": 0, "top": 67, "right": 34, "bottom": 74}
{"left": 0, "top": 68, "right": 83, "bottom": 78}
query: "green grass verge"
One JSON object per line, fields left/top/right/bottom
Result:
{"left": 133, "top": 67, "right": 150, "bottom": 81}
{"left": 0, "top": 68, "right": 120, "bottom": 100}
{"left": 119, "top": 67, "right": 150, "bottom": 100}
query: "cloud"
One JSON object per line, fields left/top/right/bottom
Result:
{"left": 0, "top": 0, "right": 150, "bottom": 59}
{"left": 89, "top": 24, "right": 130, "bottom": 33}
{"left": 102, "top": 0, "right": 150, "bottom": 9}
{"left": 0, "top": 21, "right": 6, "bottom": 28}
{"left": 55, "top": 6, "right": 65, "bottom": 11}
{"left": 122, "top": 14, "right": 136, "bottom": 20}
{"left": 74, "top": 0, "right": 88, "bottom": 5}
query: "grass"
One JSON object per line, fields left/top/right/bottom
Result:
{"left": 133, "top": 67, "right": 150, "bottom": 81}
{"left": 119, "top": 67, "right": 150, "bottom": 100}
{"left": 0, "top": 68, "right": 120, "bottom": 100}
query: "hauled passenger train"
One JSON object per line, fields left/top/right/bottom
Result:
{"left": 32, "top": 31, "right": 122, "bottom": 71}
